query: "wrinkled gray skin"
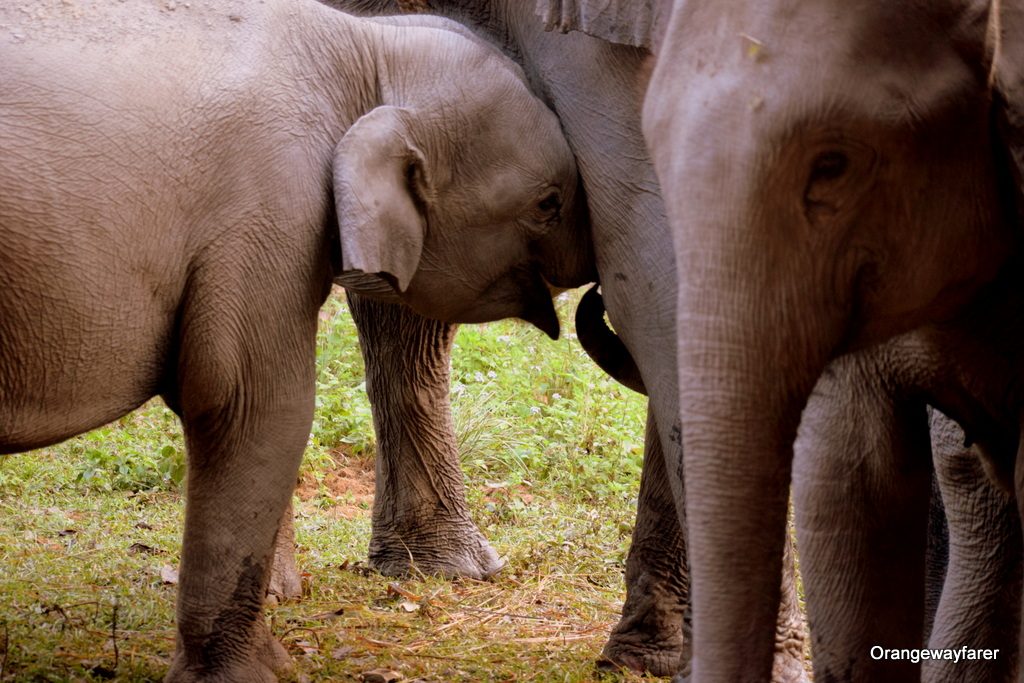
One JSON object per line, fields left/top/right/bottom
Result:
{"left": 0, "top": 1, "right": 595, "bottom": 680}
{"left": 646, "top": 1, "right": 1022, "bottom": 680}
{"left": 278, "top": 1, "right": 807, "bottom": 679}
{"left": 795, "top": 269, "right": 1024, "bottom": 682}
{"left": 545, "top": 0, "right": 1024, "bottom": 679}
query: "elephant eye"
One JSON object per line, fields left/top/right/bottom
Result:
{"left": 809, "top": 151, "right": 849, "bottom": 183}
{"left": 536, "top": 190, "right": 562, "bottom": 222}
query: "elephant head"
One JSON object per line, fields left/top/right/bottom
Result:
{"left": 543, "top": 0, "right": 1024, "bottom": 678}
{"left": 332, "top": 30, "right": 595, "bottom": 339}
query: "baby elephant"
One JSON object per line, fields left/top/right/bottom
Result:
{"left": 0, "top": 1, "right": 593, "bottom": 680}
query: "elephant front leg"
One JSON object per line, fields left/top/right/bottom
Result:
{"left": 164, "top": 285, "right": 320, "bottom": 682}
{"left": 925, "top": 411, "right": 1021, "bottom": 683}
{"left": 348, "top": 293, "right": 502, "bottom": 579}
{"left": 794, "top": 361, "right": 933, "bottom": 683}
{"left": 168, "top": 409, "right": 305, "bottom": 682}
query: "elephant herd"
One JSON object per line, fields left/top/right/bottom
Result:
{"left": 3, "top": 0, "right": 1024, "bottom": 682}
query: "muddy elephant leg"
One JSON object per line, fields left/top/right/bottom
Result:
{"left": 165, "top": 278, "right": 320, "bottom": 682}
{"left": 603, "top": 410, "right": 809, "bottom": 682}
{"left": 347, "top": 292, "right": 502, "bottom": 579}
{"left": 924, "top": 411, "right": 1021, "bottom": 683}
{"left": 794, "top": 363, "right": 932, "bottom": 683}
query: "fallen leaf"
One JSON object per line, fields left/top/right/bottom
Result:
{"left": 159, "top": 565, "right": 179, "bottom": 584}
{"left": 359, "top": 669, "right": 403, "bottom": 683}
{"left": 128, "top": 543, "right": 161, "bottom": 555}
{"left": 398, "top": 601, "right": 420, "bottom": 613}
{"left": 331, "top": 645, "right": 355, "bottom": 660}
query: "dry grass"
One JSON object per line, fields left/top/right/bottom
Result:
{"left": 0, "top": 448, "right": 658, "bottom": 682}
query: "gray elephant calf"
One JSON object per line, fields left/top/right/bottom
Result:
{"left": 795, "top": 269, "right": 1024, "bottom": 682}
{"left": 0, "top": 1, "right": 594, "bottom": 680}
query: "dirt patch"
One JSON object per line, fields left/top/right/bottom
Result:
{"left": 297, "top": 449, "right": 376, "bottom": 519}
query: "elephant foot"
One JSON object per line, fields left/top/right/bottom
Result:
{"left": 368, "top": 517, "right": 504, "bottom": 580}
{"left": 165, "top": 618, "right": 293, "bottom": 683}
{"left": 597, "top": 571, "right": 689, "bottom": 677}
{"left": 598, "top": 637, "right": 686, "bottom": 678}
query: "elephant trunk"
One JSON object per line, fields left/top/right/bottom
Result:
{"left": 575, "top": 284, "right": 647, "bottom": 395}
{"left": 675, "top": 230, "right": 847, "bottom": 680}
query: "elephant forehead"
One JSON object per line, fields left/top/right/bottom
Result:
{"left": 657, "top": 0, "right": 992, "bottom": 128}
{"left": 444, "top": 165, "right": 551, "bottom": 216}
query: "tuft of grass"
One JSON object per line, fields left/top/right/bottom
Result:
{"left": 0, "top": 287, "right": 654, "bottom": 681}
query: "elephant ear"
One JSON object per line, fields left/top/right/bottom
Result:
{"left": 536, "top": 0, "right": 656, "bottom": 49}
{"left": 996, "top": 0, "right": 1024, "bottom": 201}
{"left": 333, "top": 106, "right": 428, "bottom": 293}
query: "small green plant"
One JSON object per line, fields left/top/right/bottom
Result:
{"left": 69, "top": 405, "right": 186, "bottom": 492}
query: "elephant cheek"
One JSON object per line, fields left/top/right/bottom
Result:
{"left": 447, "top": 269, "right": 560, "bottom": 339}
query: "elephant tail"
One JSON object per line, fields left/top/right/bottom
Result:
{"left": 575, "top": 284, "right": 647, "bottom": 395}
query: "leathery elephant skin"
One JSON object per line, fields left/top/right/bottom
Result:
{"left": 270, "top": 1, "right": 811, "bottom": 680}
{"left": 0, "top": 1, "right": 594, "bottom": 679}
{"left": 637, "top": 1, "right": 1023, "bottom": 680}
{"left": 794, "top": 269, "right": 1024, "bottom": 682}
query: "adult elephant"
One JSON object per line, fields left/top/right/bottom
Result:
{"left": 548, "top": 0, "right": 1024, "bottom": 679}
{"left": 278, "top": 1, "right": 808, "bottom": 679}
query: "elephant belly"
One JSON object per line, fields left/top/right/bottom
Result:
{"left": 0, "top": 252, "right": 175, "bottom": 454}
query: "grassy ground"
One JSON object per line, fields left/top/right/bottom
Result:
{"left": 0, "top": 289, "right": 656, "bottom": 682}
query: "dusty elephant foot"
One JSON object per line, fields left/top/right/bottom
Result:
{"left": 266, "top": 558, "right": 302, "bottom": 601}
{"left": 598, "top": 636, "right": 686, "bottom": 678}
{"left": 368, "top": 518, "right": 504, "bottom": 580}
{"left": 165, "top": 619, "right": 293, "bottom": 683}
{"left": 597, "top": 571, "right": 689, "bottom": 677}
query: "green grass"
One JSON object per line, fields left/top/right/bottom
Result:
{"left": 0, "top": 288, "right": 652, "bottom": 682}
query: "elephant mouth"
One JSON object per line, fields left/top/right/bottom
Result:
{"left": 467, "top": 266, "right": 560, "bottom": 340}
{"left": 519, "top": 292, "right": 560, "bottom": 340}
